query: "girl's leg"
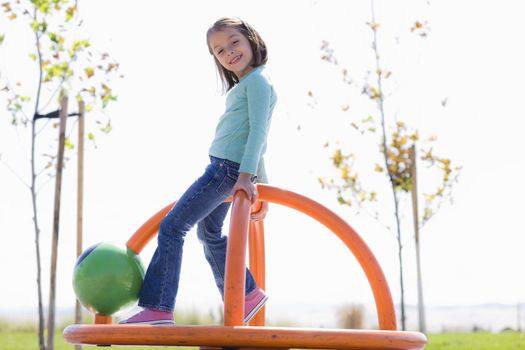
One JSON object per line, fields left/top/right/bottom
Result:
{"left": 138, "top": 158, "right": 238, "bottom": 312}
{"left": 196, "top": 202, "right": 257, "bottom": 299}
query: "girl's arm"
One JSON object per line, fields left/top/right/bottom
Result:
{"left": 238, "top": 75, "right": 273, "bottom": 177}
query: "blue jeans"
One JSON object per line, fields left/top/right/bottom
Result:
{"left": 138, "top": 156, "right": 257, "bottom": 312}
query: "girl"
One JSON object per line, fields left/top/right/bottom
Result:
{"left": 121, "top": 17, "right": 277, "bottom": 325}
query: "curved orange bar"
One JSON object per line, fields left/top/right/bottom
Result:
{"left": 255, "top": 185, "right": 396, "bottom": 330}
{"left": 125, "top": 184, "right": 396, "bottom": 330}
{"left": 126, "top": 202, "right": 175, "bottom": 254}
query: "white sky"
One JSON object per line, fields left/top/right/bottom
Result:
{"left": 1, "top": 0, "right": 525, "bottom": 328}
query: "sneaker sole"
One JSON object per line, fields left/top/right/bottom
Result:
{"left": 119, "top": 320, "right": 174, "bottom": 325}
{"left": 244, "top": 294, "right": 268, "bottom": 325}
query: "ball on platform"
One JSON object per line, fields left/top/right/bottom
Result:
{"left": 73, "top": 242, "right": 145, "bottom": 316}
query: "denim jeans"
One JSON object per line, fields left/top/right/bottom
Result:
{"left": 138, "top": 156, "right": 257, "bottom": 312}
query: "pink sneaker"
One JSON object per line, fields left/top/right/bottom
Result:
{"left": 119, "top": 308, "right": 174, "bottom": 325}
{"left": 244, "top": 288, "right": 268, "bottom": 325}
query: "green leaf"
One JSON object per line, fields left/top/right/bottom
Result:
{"left": 48, "top": 32, "right": 58, "bottom": 43}
{"left": 101, "top": 93, "right": 117, "bottom": 107}
{"left": 29, "top": 53, "right": 37, "bottom": 61}
{"left": 0, "top": 34, "right": 5, "bottom": 45}
{"left": 100, "top": 122, "right": 112, "bottom": 134}
{"left": 362, "top": 115, "right": 374, "bottom": 123}
{"left": 64, "top": 137, "right": 75, "bottom": 150}
{"left": 37, "top": 0, "right": 50, "bottom": 13}
{"left": 88, "top": 132, "right": 95, "bottom": 140}
{"left": 31, "top": 19, "right": 40, "bottom": 32}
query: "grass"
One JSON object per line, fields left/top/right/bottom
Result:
{"left": 426, "top": 331, "right": 525, "bottom": 350}
{"left": 0, "top": 330, "right": 192, "bottom": 350}
{"left": 1, "top": 329, "right": 524, "bottom": 349}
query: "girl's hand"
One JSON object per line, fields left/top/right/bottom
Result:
{"left": 232, "top": 172, "right": 258, "bottom": 204}
{"left": 251, "top": 201, "right": 269, "bottom": 221}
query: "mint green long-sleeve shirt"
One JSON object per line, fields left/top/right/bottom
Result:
{"left": 209, "top": 65, "right": 277, "bottom": 183}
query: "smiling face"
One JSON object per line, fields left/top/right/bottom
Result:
{"left": 208, "top": 28, "right": 254, "bottom": 79}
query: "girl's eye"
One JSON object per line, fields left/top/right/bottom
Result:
{"left": 217, "top": 49, "right": 223, "bottom": 55}
{"left": 232, "top": 41, "right": 238, "bottom": 45}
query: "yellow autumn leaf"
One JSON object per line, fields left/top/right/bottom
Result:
{"left": 341, "top": 166, "right": 350, "bottom": 180}
{"left": 102, "top": 83, "right": 111, "bottom": 94}
{"left": 84, "top": 67, "right": 94, "bottom": 78}
{"left": 374, "top": 164, "right": 383, "bottom": 172}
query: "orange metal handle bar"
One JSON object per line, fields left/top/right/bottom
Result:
{"left": 126, "top": 184, "right": 397, "bottom": 330}
{"left": 223, "top": 190, "right": 251, "bottom": 326}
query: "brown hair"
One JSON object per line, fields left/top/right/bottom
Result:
{"left": 207, "top": 17, "right": 268, "bottom": 93}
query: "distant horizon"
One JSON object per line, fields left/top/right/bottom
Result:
{"left": 2, "top": 301, "right": 522, "bottom": 333}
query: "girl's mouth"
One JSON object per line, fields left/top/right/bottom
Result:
{"left": 229, "top": 54, "right": 242, "bottom": 65}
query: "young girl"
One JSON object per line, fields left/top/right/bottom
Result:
{"left": 121, "top": 17, "right": 277, "bottom": 325}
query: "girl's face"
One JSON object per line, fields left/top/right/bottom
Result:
{"left": 208, "top": 28, "right": 254, "bottom": 79}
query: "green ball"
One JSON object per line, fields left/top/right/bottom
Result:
{"left": 73, "top": 242, "right": 145, "bottom": 316}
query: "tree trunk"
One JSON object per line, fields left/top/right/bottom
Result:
{"left": 394, "top": 209, "right": 406, "bottom": 330}
{"left": 46, "top": 97, "right": 68, "bottom": 350}
{"left": 370, "top": 0, "right": 407, "bottom": 330}
{"left": 31, "top": 6, "right": 46, "bottom": 349}
{"left": 31, "top": 118, "right": 46, "bottom": 350}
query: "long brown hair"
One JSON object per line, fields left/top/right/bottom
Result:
{"left": 207, "top": 17, "right": 268, "bottom": 93}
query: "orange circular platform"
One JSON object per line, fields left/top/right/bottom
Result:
{"left": 63, "top": 324, "right": 427, "bottom": 349}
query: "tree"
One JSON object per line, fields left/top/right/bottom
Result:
{"left": 311, "top": 2, "right": 461, "bottom": 330}
{"left": 0, "top": 1, "right": 121, "bottom": 349}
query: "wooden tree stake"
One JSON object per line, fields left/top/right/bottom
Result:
{"left": 410, "top": 145, "right": 427, "bottom": 334}
{"left": 75, "top": 101, "right": 85, "bottom": 349}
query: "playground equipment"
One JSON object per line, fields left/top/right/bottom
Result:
{"left": 63, "top": 184, "right": 427, "bottom": 349}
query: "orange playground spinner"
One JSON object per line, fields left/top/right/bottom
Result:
{"left": 63, "top": 184, "right": 427, "bottom": 349}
